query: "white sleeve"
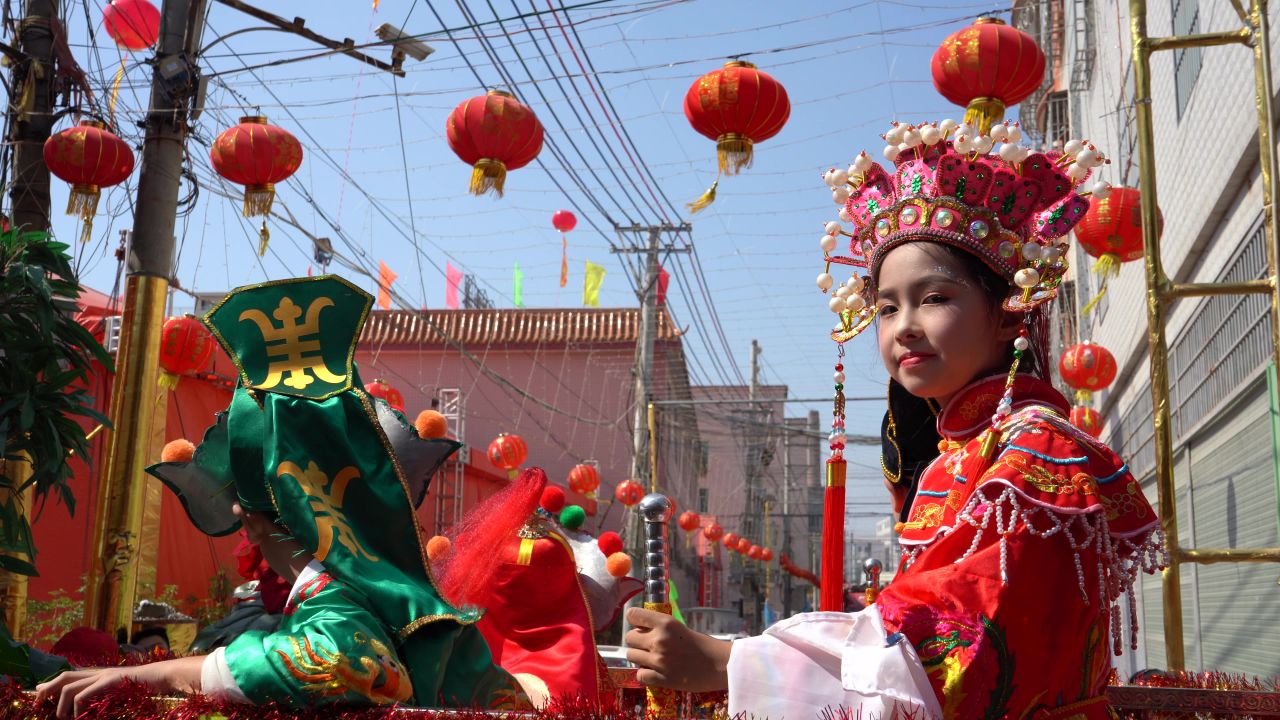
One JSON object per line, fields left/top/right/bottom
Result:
{"left": 200, "top": 647, "right": 251, "bottom": 704}
{"left": 727, "top": 608, "right": 942, "bottom": 720}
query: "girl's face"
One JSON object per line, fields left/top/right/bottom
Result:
{"left": 875, "top": 243, "right": 1021, "bottom": 407}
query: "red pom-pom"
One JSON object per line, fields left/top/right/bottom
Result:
{"left": 415, "top": 409, "right": 448, "bottom": 439}
{"left": 597, "top": 530, "right": 624, "bottom": 556}
{"left": 606, "top": 552, "right": 632, "bottom": 577}
{"left": 160, "top": 438, "right": 194, "bottom": 462}
{"left": 426, "top": 535, "right": 451, "bottom": 562}
{"left": 540, "top": 485, "right": 566, "bottom": 513}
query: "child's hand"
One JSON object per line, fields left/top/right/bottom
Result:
{"left": 624, "top": 607, "right": 732, "bottom": 693}
{"left": 35, "top": 655, "right": 205, "bottom": 719}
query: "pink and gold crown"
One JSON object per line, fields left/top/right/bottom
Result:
{"left": 817, "top": 119, "right": 1112, "bottom": 340}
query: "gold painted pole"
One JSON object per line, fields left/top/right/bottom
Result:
{"left": 1147, "top": 28, "right": 1251, "bottom": 51}
{"left": 1129, "top": 0, "right": 1186, "bottom": 670}
{"left": 1249, "top": 0, "right": 1280, "bottom": 384}
{"left": 647, "top": 402, "right": 658, "bottom": 492}
{"left": 1167, "top": 278, "right": 1274, "bottom": 298}
{"left": 1179, "top": 547, "right": 1280, "bottom": 564}
{"left": 82, "top": 274, "right": 169, "bottom": 639}
{"left": 0, "top": 454, "right": 33, "bottom": 639}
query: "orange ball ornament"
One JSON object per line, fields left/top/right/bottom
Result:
{"left": 606, "top": 552, "right": 633, "bottom": 577}
{"left": 614, "top": 479, "right": 644, "bottom": 507}
{"left": 160, "top": 438, "right": 195, "bottom": 463}
{"left": 414, "top": 410, "right": 448, "bottom": 439}
{"left": 426, "top": 535, "right": 451, "bottom": 562}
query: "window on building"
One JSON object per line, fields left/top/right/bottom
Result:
{"left": 698, "top": 487, "right": 709, "bottom": 513}
{"left": 1171, "top": 0, "right": 1203, "bottom": 120}
{"left": 1045, "top": 91, "right": 1071, "bottom": 149}
{"left": 1116, "top": 64, "right": 1137, "bottom": 186}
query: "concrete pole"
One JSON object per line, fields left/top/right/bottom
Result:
{"left": 6, "top": 0, "right": 57, "bottom": 233}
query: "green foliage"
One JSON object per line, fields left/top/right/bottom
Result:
{"left": 0, "top": 229, "right": 112, "bottom": 515}
{"left": 24, "top": 586, "right": 84, "bottom": 650}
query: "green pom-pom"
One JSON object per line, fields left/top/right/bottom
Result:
{"left": 559, "top": 505, "right": 586, "bottom": 530}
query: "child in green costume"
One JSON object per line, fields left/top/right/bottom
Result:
{"left": 36, "top": 276, "right": 526, "bottom": 718}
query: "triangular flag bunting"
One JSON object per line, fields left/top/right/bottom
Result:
{"left": 445, "top": 262, "right": 463, "bottom": 309}
{"left": 377, "top": 261, "right": 397, "bottom": 310}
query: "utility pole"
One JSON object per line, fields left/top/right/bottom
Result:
{"left": 741, "top": 339, "right": 762, "bottom": 630}
{"left": 83, "top": 0, "right": 207, "bottom": 639}
{"left": 7, "top": 0, "right": 57, "bottom": 232}
{"left": 781, "top": 417, "right": 792, "bottom": 618}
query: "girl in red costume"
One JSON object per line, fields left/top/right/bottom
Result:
{"left": 624, "top": 119, "right": 1167, "bottom": 719}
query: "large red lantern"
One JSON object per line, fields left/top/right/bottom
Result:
{"left": 210, "top": 116, "right": 303, "bottom": 256}
{"left": 1059, "top": 342, "right": 1117, "bottom": 405}
{"left": 677, "top": 511, "right": 701, "bottom": 533}
{"left": 703, "top": 523, "right": 724, "bottom": 542}
{"left": 551, "top": 210, "right": 577, "bottom": 233}
{"left": 446, "top": 90, "right": 544, "bottom": 198}
{"left": 721, "top": 532, "right": 739, "bottom": 551}
{"left": 567, "top": 463, "right": 600, "bottom": 496}
{"left": 747, "top": 545, "right": 763, "bottom": 560}
{"left": 487, "top": 434, "right": 528, "bottom": 476}
{"left": 760, "top": 548, "right": 775, "bottom": 563}
{"left": 102, "top": 0, "right": 159, "bottom": 50}
{"left": 684, "top": 61, "right": 790, "bottom": 176}
{"left": 1074, "top": 187, "right": 1161, "bottom": 277}
{"left": 931, "top": 17, "right": 1046, "bottom": 133}
{"left": 157, "top": 315, "right": 215, "bottom": 389}
{"left": 364, "top": 379, "right": 404, "bottom": 413}
{"left": 1070, "top": 406, "right": 1104, "bottom": 437}
{"left": 43, "top": 120, "right": 135, "bottom": 243}
{"left": 736, "top": 537, "right": 751, "bottom": 554}
{"left": 614, "top": 479, "right": 644, "bottom": 507}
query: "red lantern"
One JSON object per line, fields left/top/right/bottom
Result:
{"left": 210, "top": 116, "right": 303, "bottom": 257}
{"left": 487, "top": 433, "right": 528, "bottom": 474}
{"left": 748, "top": 545, "right": 763, "bottom": 560}
{"left": 364, "top": 379, "right": 404, "bottom": 413}
{"left": 721, "top": 532, "right": 739, "bottom": 551}
{"left": 568, "top": 463, "right": 600, "bottom": 496}
{"left": 102, "top": 0, "right": 159, "bottom": 50}
{"left": 551, "top": 210, "right": 577, "bottom": 233}
{"left": 703, "top": 523, "right": 724, "bottom": 542}
{"left": 677, "top": 511, "right": 701, "bottom": 533}
{"left": 43, "top": 120, "right": 135, "bottom": 243}
{"left": 446, "top": 90, "right": 544, "bottom": 198}
{"left": 736, "top": 537, "right": 751, "bottom": 554}
{"left": 1059, "top": 342, "right": 1117, "bottom": 401}
{"left": 761, "top": 548, "right": 775, "bottom": 563}
{"left": 614, "top": 479, "right": 644, "bottom": 507}
{"left": 157, "top": 315, "right": 215, "bottom": 389}
{"left": 684, "top": 61, "right": 790, "bottom": 175}
{"left": 1070, "top": 406, "right": 1105, "bottom": 437}
{"left": 1074, "top": 187, "right": 1161, "bottom": 277}
{"left": 931, "top": 17, "right": 1046, "bottom": 132}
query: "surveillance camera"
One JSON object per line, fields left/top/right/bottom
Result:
{"left": 375, "top": 23, "right": 435, "bottom": 62}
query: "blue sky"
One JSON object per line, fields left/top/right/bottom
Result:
{"left": 56, "top": 0, "right": 1016, "bottom": 506}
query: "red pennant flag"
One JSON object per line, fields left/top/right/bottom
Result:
{"left": 657, "top": 264, "right": 670, "bottom": 306}
{"left": 559, "top": 236, "right": 568, "bottom": 288}
{"left": 446, "top": 262, "right": 463, "bottom": 309}
{"left": 377, "top": 261, "right": 397, "bottom": 310}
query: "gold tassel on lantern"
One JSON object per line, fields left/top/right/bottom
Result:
{"left": 243, "top": 182, "right": 277, "bottom": 217}
{"left": 1074, "top": 389, "right": 1094, "bottom": 406}
{"left": 686, "top": 178, "right": 719, "bottom": 214}
{"left": 258, "top": 219, "right": 270, "bottom": 257}
{"left": 716, "top": 133, "right": 753, "bottom": 175}
{"left": 1082, "top": 253, "right": 1121, "bottom": 315}
{"left": 68, "top": 184, "right": 101, "bottom": 244}
{"left": 963, "top": 97, "right": 1006, "bottom": 136}
{"left": 470, "top": 158, "right": 508, "bottom": 198}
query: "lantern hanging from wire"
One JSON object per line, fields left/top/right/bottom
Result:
{"left": 446, "top": 90, "right": 544, "bottom": 198}
{"left": 760, "top": 548, "right": 775, "bottom": 563}
{"left": 364, "top": 379, "right": 404, "bottom": 413}
{"left": 43, "top": 120, "right": 135, "bottom": 243}
{"left": 736, "top": 537, "right": 751, "bottom": 554}
{"left": 487, "top": 433, "right": 528, "bottom": 479}
{"left": 721, "top": 532, "right": 739, "bottom": 551}
{"left": 568, "top": 463, "right": 600, "bottom": 498}
{"left": 552, "top": 210, "right": 576, "bottom": 288}
{"left": 157, "top": 314, "right": 216, "bottom": 390}
{"left": 102, "top": 0, "right": 160, "bottom": 50}
{"left": 1069, "top": 406, "right": 1104, "bottom": 438}
{"left": 683, "top": 60, "right": 790, "bottom": 213}
{"left": 703, "top": 523, "right": 724, "bottom": 542}
{"left": 614, "top": 479, "right": 644, "bottom": 507}
{"left": 1074, "top": 186, "right": 1162, "bottom": 312}
{"left": 1059, "top": 342, "right": 1117, "bottom": 405}
{"left": 677, "top": 511, "right": 701, "bottom": 533}
{"left": 930, "top": 17, "right": 1045, "bottom": 134}
{"left": 209, "top": 116, "right": 303, "bottom": 257}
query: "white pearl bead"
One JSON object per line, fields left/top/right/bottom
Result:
{"left": 834, "top": 285, "right": 851, "bottom": 299}
{"left": 939, "top": 119, "right": 958, "bottom": 134}
{"left": 838, "top": 208, "right": 853, "bottom": 222}
{"left": 833, "top": 187, "right": 851, "bottom": 204}
{"left": 903, "top": 128, "right": 922, "bottom": 147}
{"left": 998, "top": 143, "right": 1020, "bottom": 161}
{"left": 828, "top": 295, "right": 847, "bottom": 313}
{"left": 1014, "top": 268, "right": 1041, "bottom": 288}
{"left": 1064, "top": 139, "right": 1084, "bottom": 155}
{"left": 847, "top": 275, "right": 863, "bottom": 292}
{"left": 897, "top": 142, "right": 912, "bottom": 155}
{"left": 883, "top": 145, "right": 901, "bottom": 162}
{"left": 989, "top": 124, "right": 1009, "bottom": 141}
{"left": 823, "top": 169, "right": 837, "bottom": 188}
{"left": 1067, "top": 163, "right": 1089, "bottom": 181}
{"left": 972, "top": 135, "right": 994, "bottom": 154}
{"left": 817, "top": 273, "right": 834, "bottom": 291}
{"left": 853, "top": 152, "right": 873, "bottom": 173}
{"left": 820, "top": 234, "right": 837, "bottom": 253}
{"left": 956, "top": 123, "right": 972, "bottom": 137}
{"left": 1091, "top": 181, "right": 1112, "bottom": 199}
{"left": 1076, "top": 149, "right": 1099, "bottom": 168}
{"left": 825, "top": 221, "right": 842, "bottom": 236}
{"left": 830, "top": 168, "right": 850, "bottom": 186}
{"left": 846, "top": 294, "right": 866, "bottom": 312}
{"left": 885, "top": 125, "right": 904, "bottom": 145}
{"left": 834, "top": 371, "right": 846, "bottom": 384}
{"left": 920, "top": 126, "right": 942, "bottom": 145}
{"left": 1016, "top": 146, "right": 1031, "bottom": 162}
{"left": 1014, "top": 336, "right": 1030, "bottom": 351}
{"left": 833, "top": 433, "right": 847, "bottom": 445}
{"left": 953, "top": 135, "right": 972, "bottom": 154}
{"left": 1022, "top": 243, "right": 1042, "bottom": 261}
{"left": 1008, "top": 124, "right": 1023, "bottom": 143}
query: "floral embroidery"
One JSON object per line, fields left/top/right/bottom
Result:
{"left": 903, "top": 502, "right": 944, "bottom": 531}
{"left": 999, "top": 455, "right": 1098, "bottom": 496}
{"left": 276, "top": 633, "right": 413, "bottom": 704}
{"left": 1099, "top": 480, "right": 1149, "bottom": 522}
{"left": 284, "top": 572, "right": 333, "bottom": 616}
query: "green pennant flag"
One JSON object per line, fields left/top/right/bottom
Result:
{"left": 669, "top": 577, "right": 686, "bottom": 625}
{"left": 583, "top": 261, "right": 606, "bottom": 307}
{"left": 513, "top": 262, "right": 524, "bottom": 308}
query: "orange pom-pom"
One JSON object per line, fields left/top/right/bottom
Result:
{"left": 426, "top": 535, "right": 452, "bottom": 562}
{"left": 605, "top": 551, "right": 632, "bottom": 578}
{"left": 415, "top": 410, "right": 448, "bottom": 439}
{"left": 160, "top": 439, "right": 195, "bottom": 463}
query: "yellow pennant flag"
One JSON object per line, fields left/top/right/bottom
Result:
{"left": 583, "top": 261, "right": 606, "bottom": 307}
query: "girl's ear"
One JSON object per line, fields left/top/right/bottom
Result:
{"left": 994, "top": 308, "right": 1023, "bottom": 342}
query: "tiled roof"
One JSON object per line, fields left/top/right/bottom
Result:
{"left": 360, "top": 307, "right": 681, "bottom": 347}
